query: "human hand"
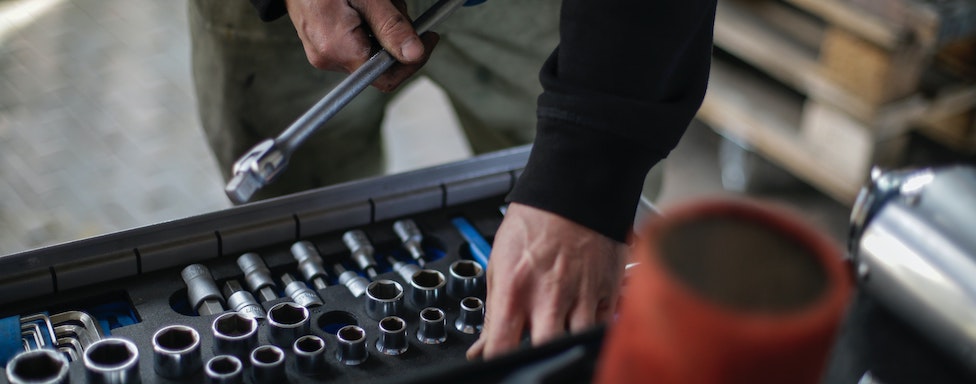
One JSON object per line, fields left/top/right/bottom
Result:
{"left": 284, "top": 0, "right": 439, "bottom": 92}
{"left": 466, "top": 203, "right": 628, "bottom": 360}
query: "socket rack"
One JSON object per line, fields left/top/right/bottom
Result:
{"left": 0, "top": 147, "right": 535, "bottom": 383}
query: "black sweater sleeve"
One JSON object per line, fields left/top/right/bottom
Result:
{"left": 507, "top": 0, "right": 717, "bottom": 243}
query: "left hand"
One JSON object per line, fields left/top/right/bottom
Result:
{"left": 466, "top": 203, "right": 628, "bottom": 360}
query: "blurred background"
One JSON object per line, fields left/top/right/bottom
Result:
{"left": 0, "top": 0, "right": 972, "bottom": 255}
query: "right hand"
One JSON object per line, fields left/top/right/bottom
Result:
{"left": 284, "top": 0, "right": 439, "bottom": 92}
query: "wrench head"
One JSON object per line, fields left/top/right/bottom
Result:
{"left": 225, "top": 139, "right": 288, "bottom": 204}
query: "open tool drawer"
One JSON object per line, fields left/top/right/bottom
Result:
{"left": 0, "top": 146, "right": 537, "bottom": 383}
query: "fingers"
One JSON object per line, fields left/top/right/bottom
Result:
{"left": 350, "top": 0, "right": 425, "bottom": 63}
{"left": 371, "top": 32, "right": 439, "bottom": 92}
{"left": 477, "top": 306, "right": 525, "bottom": 360}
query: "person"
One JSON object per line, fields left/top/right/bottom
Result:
{"left": 189, "top": 0, "right": 716, "bottom": 360}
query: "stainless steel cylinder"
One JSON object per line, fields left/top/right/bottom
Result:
{"left": 249, "top": 345, "right": 285, "bottom": 384}
{"left": 83, "top": 338, "right": 140, "bottom": 384}
{"left": 365, "top": 279, "right": 404, "bottom": 320}
{"left": 204, "top": 355, "right": 243, "bottom": 384}
{"left": 293, "top": 335, "right": 327, "bottom": 375}
{"left": 410, "top": 269, "right": 445, "bottom": 308}
{"left": 267, "top": 302, "right": 310, "bottom": 347}
{"left": 388, "top": 255, "right": 422, "bottom": 282}
{"left": 336, "top": 264, "right": 369, "bottom": 297}
{"left": 393, "top": 219, "right": 426, "bottom": 264}
{"left": 417, "top": 307, "right": 447, "bottom": 345}
{"left": 236, "top": 252, "right": 278, "bottom": 302}
{"left": 342, "top": 230, "right": 378, "bottom": 278}
{"left": 455, "top": 297, "right": 485, "bottom": 334}
{"left": 447, "top": 260, "right": 485, "bottom": 299}
{"left": 224, "top": 280, "right": 266, "bottom": 319}
{"left": 152, "top": 325, "right": 201, "bottom": 379}
{"left": 290, "top": 240, "right": 330, "bottom": 290}
{"left": 181, "top": 264, "right": 225, "bottom": 315}
{"left": 282, "top": 273, "right": 324, "bottom": 308}
{"left": 336, "top": 325, "right": 368, "bottom": 366}
{"left": 376, "top": 316, "right": 409, "bottom": 356}
{"left": 211, "top": 312, "right": 259, "bottom": 360}
{"left": 5, "top": 348, "right": 70, "bottom": 384}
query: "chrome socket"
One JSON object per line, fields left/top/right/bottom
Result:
{"left": 293, "top": 335, "right": 327, "bottom": 375}
{"left": 447, "top": 260, "right": 485, "bottom": 299}
{"left": 205, "top": 355, "right": 243, "bottom": 384}
{"left": 376, "top": 316, "right": 409, "bottom": 356}
{"left": 335, "top": 325, "right": 368, "bottom": 366}
{"left": 211, "top": 312, "right": 259, "bottom": 360}
{"left": 335, "top": 264, "right": 369, "bottom": 297}
{"left": 83, "top": 338, "right": 140, "bottom": 384}
{"left": 282, "top": 273, "right": 323, "bottom": 308}
{"left": 267, "top": 302, "right": 310, "bottom": 347}
{"left": 388, "top": 255, "right": 422, "bottom": 282}
{"left": 290, "top": 241, "right": 330, "bottom": 290}
{"left": 223, "top": 280, "right": 266, "bottom": 319}
{"left": 342, "top": 230, "right": 379, "bottom": 279}
{"left": 455, "top": 297, "right": 485, "bottom": 334}
{"left": 249, "top": 345, "right": 285, "bottom": 384}
{"left": 236, "top": 253, "right": 278, "bottom": 302}
{"left": 152, "top": 325, "right": 202, "bottom": 379}
{"left": 5, "top": 348, "right": 70, "bottom": 384}
{"left": 417, "top": 307, "right": 448, "bottom": 345}
{"left": 181, "top": 264, "right": 225, "bottom": 316}
{"left": 365, "top": 279, "right": 404, "bottom": 320}
{"left": 410, "top": 269, "right": 445, "bottom": 308}
{"left": 393, "top": 219, "right": 426, "bottom": 265}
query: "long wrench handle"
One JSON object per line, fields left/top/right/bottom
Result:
{"left": 276, "top": 0, "right": 467, "bottom": 154}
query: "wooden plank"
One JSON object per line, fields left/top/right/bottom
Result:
{"left": 785, "top": 0, "right": 910, "bottom": 49}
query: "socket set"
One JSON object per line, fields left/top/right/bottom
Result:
{"left": 0, "top": 148, "right": 531, "bottom": 383}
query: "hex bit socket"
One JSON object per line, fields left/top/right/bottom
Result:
{"left": 290, "top": 241, "right": 330, "bottom": 290}
{"left": 236, "top": 253, "right": 278, "bottom": 302}
{"left": 365, "top": 279, "right": 404, "bottom": 320}
{"left": 417, "top": 307, "right": 448, "bottom": 345}
{"left": 376, "top": 316, "right": 409, "bottom": 356}
{"left": 456, "top": 297, "right": 485, "bottom": 334}
{"left": 267, "top": 302, "right": 310, "bottom": 347}
{"left": 181, "top": 264, "right": 225, "bottom": 316}
{"left": 447, "top": 260, "right": 485, "bottom": 299}
{"left": 410, "top": 269, "right": 446, "bottom": 309}
{"left": 393, "top": 219, "right": 426, "bottom": 266}
{"left": 387, "top": 255, "right": 421, "bottom": 282}
{"left": 152, "top": 325, "right": 202, "bottom": 379}
{"left": 336, "top": 325, "right": 368, "bottom": 366}
{"left": 223, "top": 280, "right": 266, "bottom": 319}
{"left": 249, "top": 345, "right": 285, "bottom": 384}
{"left": 281, "top": 273, "right": 323, "bottom": 308}
{"left": 334, "top": 264, "right": 369, "bottom": 297}
{"left": 5, "top": 348, "right": 70, "bottom": 384}
{"left": 211, "top": 312, "right": 258, "bottom": 360}
{"left": 83, "top": 338, "right": 140, "bottom": 384}
{"left": 293, "top": 335, "right": 327, "bottom": 375}
{"left": 342, "top": 230, "right": 379, "bottom": 279}
{"left": 205, "top": 355, "right": 243, "bottom": 384}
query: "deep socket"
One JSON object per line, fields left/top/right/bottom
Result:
{"left": 267, "top": 302, "right": 310, "bottom": 347}
{"left": 393, "top": 219, "right": 426, "bottom": 266}
{"left": 211, "top": 312, "right": 258, "bottom": 360}
{"left": 455, "top": 297, "right": 485, "bottom": 334}
{"left": 335, "top": 325, "right": 368, "bottom": 366}
{"left": 83, "top": 338, "right": 140, "bottom": 384}
{"left": 365, "top": 279, "right": 404, "bottom": 320}
{"left": 205, "top": 355, "right": 243, "bottom": 384}
{"left": 236, "top": 253, "right": 278, "bottom": 302}
{"left": 417, "top": 307, "right": 448, "bottom": 345}
{"left": 293, "top": 335, "right": 327, "bottom": 375}
{"left": 5, "top": 348, "right": 70, "bottom": 384}
{"left": 334, "top": 264, "right": 369, "bottom": 297}
{"left": 342, "top": 230, "right": 379, "bottom": 279}
{"left": 376, "top": 316, "right": 409, "bottom": 356}
{"left": 448, "top": 260, "right": 485, "bottom": 299}
{"left": 249, "top": 345, "right": 285, "bottom": 384}
{"left": 281, "top": 273, "right": 323, "bottom": 308}
{"left": 410, "top": 269, "right": 446, "bottom": 308}
{"left": 387, "top": 255, "right": 421, "bottom": 282}
{"left": 181, "top": 264, "right": 225, "bottom": 316}
{"left": 290, "top": 241, "right": 330, "bottom": 290}
{"left": 223, "top": 280, "right": 266, "bottom": 319}
{"left": 152, "top": 325, "right": 202, "bottom": 379}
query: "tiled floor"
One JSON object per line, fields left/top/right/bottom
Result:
{"left": 0, "top": 0, "right": 849, "bottom": 256}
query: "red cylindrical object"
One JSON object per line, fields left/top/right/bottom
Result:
{"left": 596, "top": 199, "right": 852, "bottom": 384}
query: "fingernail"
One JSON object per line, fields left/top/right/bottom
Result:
{"left": 400, "top": 36, "right": 423, "bottom": 62}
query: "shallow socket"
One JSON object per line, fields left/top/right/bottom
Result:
{"left": 455, "top": 297, "right": 485, "bottom": 334}
{"left": 336, "top": 325, "right": 368, "bottom": 366}
{"left": 267, "top": 302, "right": 311, "bottom": 347}
{"left": 6, "top": 348, "right": 69, "bottom": 384}
{"left": 376, "top": 316, "right": 408, "bottom": 356}
{"left": 84, "top": 338, "right": 140, "bottom": 384}
{"left": 212, "top": 312, "right": 259, "bottom": 359}
{"left": 152, "top": 325, "right": 201, "bottom": 379}
{"left": 293, "top": 335, "right": 327, "bottom": 375}
{"left": 366, "top": 280, "right": 404, "bottom": 320}
{"left": 205, "top": 355, "right": 243, "bottom": 384}
{"left": 249, "top": 345, "right": 285, "bottom": 384}
{"left": 410, "top": 269, "right": 445, "bottom": 308}
{"left": 448, "top": 260, "right": 485, "bottom": 299}
{"left": 417, "top": 307, "right": 447, "bottom": 344}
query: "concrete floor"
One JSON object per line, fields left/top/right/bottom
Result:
{"left": 0, "top": 0, "right": 849, "bottom": 256}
